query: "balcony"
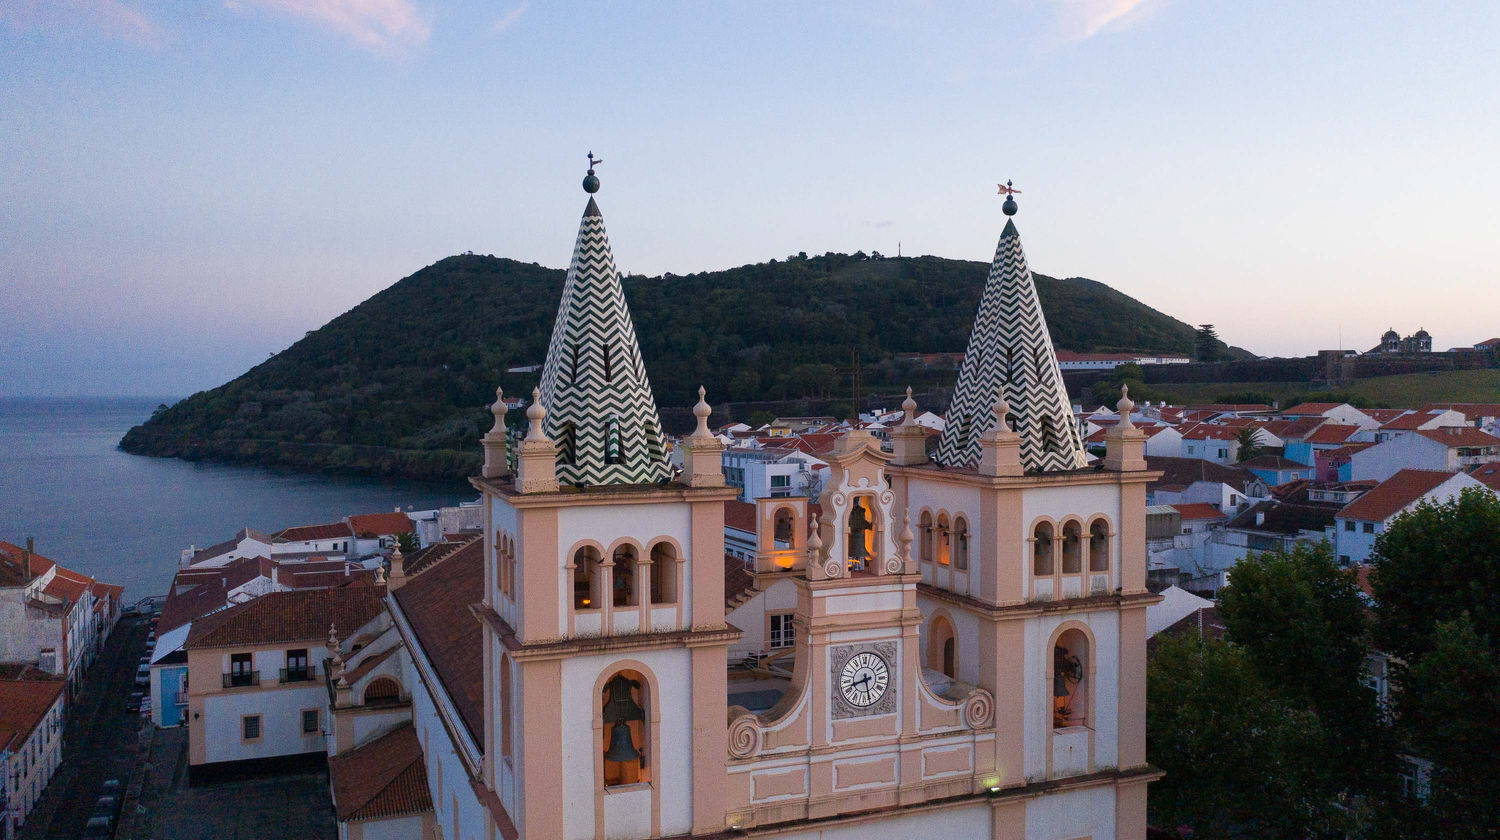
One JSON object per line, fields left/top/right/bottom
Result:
{"left": 279, "top": 666, "right": 318, "bottom": 684}
{"left": 222, "top": 671, "right": 260, "bottom": 689}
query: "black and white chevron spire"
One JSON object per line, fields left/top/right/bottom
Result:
{"left": 934, "top": 219, "right": 1086, "bottom": 472}
{"left": 535, "top": 190, "right": 671, "bottom": 486}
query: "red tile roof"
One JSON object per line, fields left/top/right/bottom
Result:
{"left": 1361, "top": 409, "right": 1407, "bottom": 423}
{"left": 1415, "top": 427, "right": 1500, "bottom": 448}
{"left": 1281, "top": 402, "right": 1346, "bottom": 416}
{"left": 1378, "top": 410, "right": 1453, "bottom": 431}
{"left": 1468, "top": 463, "right": 1500, "bottom": 491}
{"left": 392, "top": 538, "right": 483, "bottom": 744}
{"left": 724, "top": 501, "right": 757, "bottom": 533}
{"left": 186, "top": 586, "right": 384, "bottom": 649}
{"left": 0, "top": 677, "right": 65, "bottom": 752}
{"left": 1261, "top": 417, "right": 1327, "bottom": 440}
{"left": 1337, "top": 469, "right": 1459, "bottom": 523}
{"left": 276, "top": 522, "right": 355, "bottom": 542}
{"left": 725, "top": 553, "right": 756, "bottom": 610}
{"left": 1171, "top": 503, "right": 1228, "bottom": 521}
{"left": 329, "top": 723, "right": 432, "bottom": 822}
{"left": 1240, "top": 455, "right": 1310, "bottom": 471}
{"left": 1179, "top": 423, "right": 1240, "bottom": 441}
{"left": 1421, "top": 403, "right": 1500, "bottom": 420}
{"left": 347, "top": 512, "right": 414, "bottom": 538}
{"left": 1304, "top": 423, "right": 1360, "bottom": 444}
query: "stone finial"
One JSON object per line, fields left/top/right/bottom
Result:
{"left": 806, "top": 515, "right": 824, "bottom": 561}
{"left": 898, "top": 511, "right": 914, "bottom": 563}
{"left": 526, "top": 387, "right": 547, "bottom": 440}
{"left": 691, "top": 386, "right": 712, "bottom": 438}
{"left": 993, "top": 395, "right": 1012, "bottom": 434}
{"left": 1117, "top": 384, "right": 1136, "bottom": 430}
{"left": 327, "top": 622, "right": 340, "bottom": 651}
{"left": 902, "top": 387, "right": 917, "bottom": 425}
{"left": 490, "top": 386, "right": 507, "bottom": 432}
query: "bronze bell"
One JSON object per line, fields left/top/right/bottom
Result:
{"left": 603, "top": 721, "right": 641, "bottom": 763}
{"left": 602, "top": 675, "right": 644, "bottom": 724}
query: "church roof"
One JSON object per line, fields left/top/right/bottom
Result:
{"left": 934, "top": 217, "right": 1085, "bottom": 472}
{"left": 535, "top": 179, "right": 671, "bottom": 487}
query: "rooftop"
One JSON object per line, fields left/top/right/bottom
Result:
{"left": 1171, "top": 503, "right": 1228, "bottom": 521}
{"left": 392, "top": 537, "right": 483, "bottom": 745}
{"left": 347, "top": 512, "right": 414, "bottom": 538}
{"left": 328, "top": 722, "right": 432, "bottom": 822}
{"left": 1414, "top": 427, "right": 1500, "bottom": 448}
{"left": 0, "top": 674, "right": 65, "bottom": 752}
{"left": 1338, "top": 469, "right": 1460, "bottom": 523}
{"left": 186, "top": 585, "right": 384, "bottom": 649}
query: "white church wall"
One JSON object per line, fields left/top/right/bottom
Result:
{"left": 765, "top": 800, "right": 990, "bottom": 839}
{"left": 915, "top": 595, "right": 984, "bottom": 688}
{"left": 1022, "top": 610, "right": 1120, "bottom": 779}
{"left": 407, "top": 654, "right": 486, "bottom": 840}
{"left": 557, "top": 502, "right": 696, "bottom": 638}
{"left": 1025, "top": 785, "right": 1117, "bottom": 840}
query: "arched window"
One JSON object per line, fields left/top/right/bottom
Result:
{"left": 928, "top": 615, "right": 957, "bottom": 679}
{"left": 574, "top": 547, "right": 602, "bottom": 610}
{"left": 648, "top": 543, "right": 677, "bottom": 605}
{"left": 936, "top": 514, "right": 951, "bottom": 566}
{"left": 1053, "top": 629, "right": 1089, "bottom": 728}
{"left": 1033, "top": 523, "right": 1054, "bottom": 576}
{"left": 604, "top": 418, "right": 624, "bottom": 465}
{"left": 1088, "top": 519, "right": 1110, "bottom": 572}
{"left": 601, "top": 670, "right": 649, "bottom": 786}
{"left": 1061, "top": 521, "right": 1083, "bottom": 575}
{"left": 364, "top": 676, "right": 401, "bottom": 706}
{"left": 773, "top": 508, "right": 794, "bottom": 545}
{"left": 612, "top": 545, "right": 638, "bottom": 607}
{"left": 919, "top": 511, "right": 934, "bottom": 563}
{"left": 953, "top": 517, "right": 969, "bottom": 571}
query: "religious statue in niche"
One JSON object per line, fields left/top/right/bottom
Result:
{"left": 1053, "top": 645, "right": 1084, "bottom": 727}
{"left": 847, "top": 498, "right": 873, "bottom": 570}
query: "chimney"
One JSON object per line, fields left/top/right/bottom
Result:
{"left": 23, "top": 536, "right": 33, "bottom": 579}
{"left": 272, "top": 564, "right": 279, "bottom": 588}
{"left": 1255, "top": 510, "right": 1266, "bottom": 527}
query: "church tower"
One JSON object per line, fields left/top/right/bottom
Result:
{"left": 885, "top": 190, "right": 1161, "bottom": 839}
{"left": 472, "top": 160, "right": 739, "bottom": 840}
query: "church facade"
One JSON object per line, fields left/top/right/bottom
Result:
{"left": 373, "top": 166, "right": 1160, "bottom": 840}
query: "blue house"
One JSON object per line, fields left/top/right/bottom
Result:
{"left": 1241, "top": 455, "right": 1316, "bottom": 487}
{"left": 149, "top": 622, "right": 192, "bottom": 727}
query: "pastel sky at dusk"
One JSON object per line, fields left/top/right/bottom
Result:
{"left": 2, "top": 0, "right": 1498, "bottom": 397}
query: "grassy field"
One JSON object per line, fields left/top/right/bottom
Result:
{"left": 1152, "top": 369, "right": 1500, "bottom": 409}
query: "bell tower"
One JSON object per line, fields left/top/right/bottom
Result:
{"left": 471, "top": 159, "right": 739, "bottom": 840}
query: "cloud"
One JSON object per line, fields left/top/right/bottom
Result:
{"left": 0, "top": 0, "right": 159, "bottom": 45}
{"left": 1053, "top": 0, "right": 1153, "bottom": 40}
{"left": 232, "top": 0, "right": 431, "bottom": 49}
{"left": 492, "top": 2, "right": 527, "bottom": 34}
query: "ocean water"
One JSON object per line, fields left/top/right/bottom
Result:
{"left": 0, "top": 397, "right": 471, "bottom": 601}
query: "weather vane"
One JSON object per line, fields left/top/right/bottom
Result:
{"left": 584, "top": 151, "right": 603, "bottom": 194}
{"left": 997, "top": 179, "right": 1020, "bottom": 216}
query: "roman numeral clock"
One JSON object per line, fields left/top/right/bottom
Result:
{"left": 830, "top": 642, "right": 898, "bottom": 718}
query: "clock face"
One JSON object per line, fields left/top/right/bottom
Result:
{"left": 839, "top": 651, "right": 891, "bottom": 708}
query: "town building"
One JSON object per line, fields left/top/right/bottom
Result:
{"left": 0, "top": 666, "right": 65, "bottom": 839}
{"left": 1054, "top": 350, "right": 1190, "bottom": 370}
{"left": 1367, "top": 328, "right": 1432, "bottom": 354}
{"left": 1333, "top": 469, "right": 1490, "bottom": 566}
{"left": 1347, "top": 427, "right": 1500, "bottom": 482}
{"left": 183, "top": 586, "right": 385, "bottom": 783}
{"left": 0, "top": 541, "right": 123, "bottom": 697}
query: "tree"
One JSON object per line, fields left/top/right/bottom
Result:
{"left": 1370, "top": 489, "right": 1500, "bottom": 835}
{"left": 1218, "top": 542, "right": 1394, "bottom": 800}
{"left": 1148, "top": 633, "right": 1340, "bottom": 839}
{"left": 1234, "top": 427, "right": 1262, "bottom": 462}
{"left": 745, "top": 410, "right": 776, "bottom": 428}
{"left": 1196, "top": 324, "right": 1221, "bottom": 363}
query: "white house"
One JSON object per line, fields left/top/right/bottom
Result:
{"left": 1348, "top": 428, "right": 1500, "bottom": 482}
{"left": 1178, "top": 423, "right": 1243, "bottom": 464}
{"left": 0, "top": 668, "right": 66, "bottom": 840}
{"left": 1370, "top": 409, "right": 1466, "bottom": 443}
{"left": 1279, "top": 401, "right": 1377, "bottom": 429}
{"left": 1334, "top": 469, "right": 1491, "bottom": 566}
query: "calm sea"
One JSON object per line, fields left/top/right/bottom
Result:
{"left": 0, "top": 397, "right": 471, "bottom": 601}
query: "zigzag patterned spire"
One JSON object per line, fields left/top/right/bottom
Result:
{"left": 536, "top": 195, "right": 671, "bottom": 486}
{"left": 934, "top": 219, "right": 1086, "bottom": 472}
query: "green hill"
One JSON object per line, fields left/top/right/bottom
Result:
{"left": 120, "top": 251, "right": 1243, "bottom": 479}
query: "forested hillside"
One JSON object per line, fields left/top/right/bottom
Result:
{"left": 120, "top": 251, "right": 1242, "bottom": 478}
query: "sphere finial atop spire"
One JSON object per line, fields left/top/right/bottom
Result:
{"left": 583, "top": 151, "right": 602, "bottom": 193}
{"left": 1117, "top": 384, "right": 1136, "bottom": 429}
{"left": 998, "top": 179, "right": 1020, "bottom": 216}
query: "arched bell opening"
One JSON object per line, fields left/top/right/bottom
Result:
{"left": 845, "top": 495, "right": 881, "bottom": 571}
{"left": 600, "top": 670, "right": 650, "bottom": 787}
{"left": 926, "top": 615, "right": 958, "bottom": 680}
{"left": 573, "top": 546, "right": 603, "bottom": 611}
{"left": 919, "top": 510, "right": 934, "bottom": 563}
{"left": 648, "top": 542, "right": 677, "bottom": 605}
{"left": 1061, "top": 521, "right": 1083, "bottom": 576}
{"left": 953, "top": 516, "right": 970, "bottom": 571}
{"left": 611, "top": 544, "right": 639, "bottom": 608}
{"left": 1052, "top": 629, "right": 1089, "bottom": 729}
{"left": 936, "top": 513, "right": 951, "bottom": 567}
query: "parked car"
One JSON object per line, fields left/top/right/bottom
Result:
{"left": 127, "top": 691, "right": 143, "bottom": 713}
{"left": 93, "top": 794, "right": 119, "bottom": 817}
{"left": 82, "top": 815, "right": 113, "bottom": 838}
{"left": 100, "top": 778, "right": 121, "bottom": 796}
{"left": 134, "top": 666, "right": 149, "bottom": 687}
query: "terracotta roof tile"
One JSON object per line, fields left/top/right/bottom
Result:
{"left": 1281, "top": 402, "right": 1346, "bottom": 416}
{"left": 1337, "top": 469, "right": 1459, "bottom": 523}
{"left": 329, "top": 723, "right": 432, "bottom": 822}
{"left": 1171, "top": 503, "right": 1228, "bottom": 521}
{"left": 724, "top": 501, "right": 757, "bottom": 533}
{"left": 347, "top": 513, "right": 414, "bottom": 538}
{"left": 393, "top": 539, "right": 483, "bottom": 744}
{"left": 0, "top": 677, "right": 65, "bottom": 752}
{"left": 186, "top": 587, "right": 384, "bottom": 649}
{"left": 1379, "top": 410, "right": 1451, "bottom": 431}
{"left": 1414, "top": 427, "right": 1500, "bottom": 448}
{"left": 1304, "top": 423, "right": 1361, "bottom": 444}
{"left": 725, "top": 553, "right": 755, "bottom": 611}
{"left": 1469, "top": 463, "right": 1500, "bottom": 491}
{"left": 1145, "top": 456, "right": 1259, "bottom": 493}
{"left": 1240, "top": 455, "right": 1309, "bottom": 471}
{"left": 277, "top": 522, "right": 355, "bottom": 542}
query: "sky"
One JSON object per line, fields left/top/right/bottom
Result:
{"left": 2, "top": 0, "right": 1498, "bottom": 397}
